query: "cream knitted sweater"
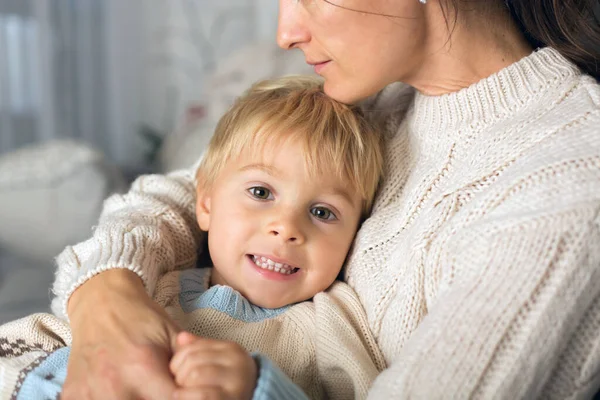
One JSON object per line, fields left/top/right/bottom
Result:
{"left": 155, "top": 268, "right": 385, "bottom": 399}
{"left": 52, "top": 48, "right": 600, "bottom": 399}
{"left": 0, "top": 270, "right": 384, "bottom": 399}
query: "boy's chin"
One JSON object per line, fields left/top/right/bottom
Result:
{"left": 248, "top": 296, "right": 289, "bottom": 310}
{"left": 246, "top": 292, "right": 303, "bottom": 310}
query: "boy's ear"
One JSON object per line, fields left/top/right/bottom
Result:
{"left": 195, "top": 183, "right": 211, "bottom": 232}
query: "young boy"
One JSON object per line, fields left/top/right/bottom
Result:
{"left": 158, "top": 75, "right": 385, "bottom": 400}
{"left": 0, "top": 76, "right": 385, "bottom": 400}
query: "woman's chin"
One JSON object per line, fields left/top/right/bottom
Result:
{"left": 323, "top": 79, "right": 378, "bottom": 105}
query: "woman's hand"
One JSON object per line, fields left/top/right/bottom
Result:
{"left": 61, "top": 269, "right": 180, "bottom": 400}
{"left": 170, "top": 332, "right": 258, "bottom": 400}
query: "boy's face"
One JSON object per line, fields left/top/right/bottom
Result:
{"left": 196, "top": 138, "right": 363, "bottom": 309}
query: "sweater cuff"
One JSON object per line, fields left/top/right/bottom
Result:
{"left": 251, "top": 353, "right": 309, "bottom": 400}
{"left": 53, "top": 262, "right": 146, "bottom": 322}
{"left": 50, "top": 215, "right": 181, "bottom": 321}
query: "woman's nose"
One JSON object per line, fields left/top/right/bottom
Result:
{"left": 277, "top": 0, "right": 311, "bottom": 50}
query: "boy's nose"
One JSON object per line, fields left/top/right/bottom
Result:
{"left": 267, "top": 215, "right": 306, "bottom": 245}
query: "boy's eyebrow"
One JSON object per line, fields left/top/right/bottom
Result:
{"left": 238, "top": 163, "right": 281, "bottom": 177}
{"left": 330, "top": 187, "right": 357, "bottom": 208}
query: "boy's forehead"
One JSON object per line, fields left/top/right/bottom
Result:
{"left": 238, "top": 138, "right": 333, "bottom": 177}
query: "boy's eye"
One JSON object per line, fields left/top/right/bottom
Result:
{"left": 248, "top": 186, "right": 272, "bottom": 200}
{"left": 310, "top": 206, "right": 337, "bottom": 221}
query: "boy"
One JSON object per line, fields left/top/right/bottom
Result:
{"left": 0, "top": 76, "right": 385, "bottom": 400}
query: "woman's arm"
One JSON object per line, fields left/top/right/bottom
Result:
{"left": 52, "top": 168, "right": 202, "bottom": 319}
{"left": 54, "top": 167, "right": 204, "bottom": 400}
{"left": 313, "top": 283, "right": 387, "bottom": 399}
{"left": 368, "top": 199, "right": 600, "bottom": 399}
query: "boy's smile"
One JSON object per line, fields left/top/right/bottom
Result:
{"left": 249, "top": 254, "right": 299, "bottom": 276}
{"left": 195, "top": 137, "right": 363, "bottom": 309}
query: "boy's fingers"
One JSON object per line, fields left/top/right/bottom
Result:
{"left": 174, "top": 359, "right": 227, "bottom": 387}
{"left": 171, "top": 332, "right": 202, "bottom": 372}
{"left": 173, "top": 386, "right": 227, "bottom": 400}
{"left": 176, "top": 332, "right": 230, "bottom": 350}
{"left": 170, "top": 347, "right": 225, "bottom": 377}
{"left": 176, "top": 331, "right": 197, "bottom": 347}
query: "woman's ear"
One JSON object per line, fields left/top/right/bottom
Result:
{"left": 195, "top": 180, "right": 211, "bottom": 232}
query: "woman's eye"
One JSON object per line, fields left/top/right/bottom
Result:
{"left": 310, "top": 206, "right": 337, "bottom": 221}
{"left": 248, "top": 186, "right": 272, "bottom": 200}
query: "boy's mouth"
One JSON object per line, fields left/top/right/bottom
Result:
{"left": 250, "top": 255, "right": 300, "bottom": 275}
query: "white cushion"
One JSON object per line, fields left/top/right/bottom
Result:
{"left": 0, "top": 140, "right": 126, "bottom": 262}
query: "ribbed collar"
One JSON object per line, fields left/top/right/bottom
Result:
{"left": 411, "top": 47, "right": 581, "bottom": 137}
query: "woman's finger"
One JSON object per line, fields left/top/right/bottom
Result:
{"left": 64, "top": 269, "right": 180, "bottom": 400}
{"left": 123, "top": 344, "right": 177, "bottom": 400}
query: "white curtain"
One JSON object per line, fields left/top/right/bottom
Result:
{"left": 0, "top": 0, "right": 278, "bottom": 170}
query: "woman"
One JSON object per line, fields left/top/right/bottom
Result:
{"left": 57, "top": 0, "right": 600, "bottom": 399}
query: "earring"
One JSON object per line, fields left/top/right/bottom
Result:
{"left": 419, "top": 0, "right": 427, "bottom": 3}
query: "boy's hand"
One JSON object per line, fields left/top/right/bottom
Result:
{"left": 170, "top": 332, "right": 258, "bottom": 400}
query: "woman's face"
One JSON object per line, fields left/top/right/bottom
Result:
{"left": 277, "top": 0, "right": 427, "bottom": 103}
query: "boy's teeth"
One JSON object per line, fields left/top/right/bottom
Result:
{"left": 252, "top": 255, "right": 294, "bottom": 275}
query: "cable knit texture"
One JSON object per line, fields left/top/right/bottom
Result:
{"left": 51, "top": 48, "right": 600, "bottom": 399}
{"left": 0, "top": 271, "right": 384, "bottom": 399}
{"left": 155, "top": 268, "right": 386, "bottom": 399}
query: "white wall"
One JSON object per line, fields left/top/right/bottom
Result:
{"left": 0, "top": 0, "right": 281, "bottom": 170}
{"left": 140, "top": 0, "right": 280, "bottom": 140}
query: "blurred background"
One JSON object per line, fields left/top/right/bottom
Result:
{"left": 0, "top": 0, "right": 311, "bottom": 322}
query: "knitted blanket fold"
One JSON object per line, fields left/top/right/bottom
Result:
{"left": 0, "top": 313, "right": 71, "bottom": 400}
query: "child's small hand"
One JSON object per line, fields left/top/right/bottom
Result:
{"left": 170, "top": 332, "right": 258, "bottom": 400}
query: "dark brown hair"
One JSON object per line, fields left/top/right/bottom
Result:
{"left": 507, "top": 0, "right": 600, "bottom": 81}
{"left": 449, "top": 0, "right": 600, "bottom": 81}
{"left": 324, "top": 0, "right": 600, "bottom": 80}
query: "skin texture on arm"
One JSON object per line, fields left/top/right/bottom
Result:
{"left": 62, "top": 270, "right": 180, "bottom": 400}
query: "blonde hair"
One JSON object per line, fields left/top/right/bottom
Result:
{"left": 196, "top": 75, "right": 383, "bottom": 215}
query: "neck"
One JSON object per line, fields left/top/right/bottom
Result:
{"left": 408, "top": 2, "right": 533, "bottom": 95}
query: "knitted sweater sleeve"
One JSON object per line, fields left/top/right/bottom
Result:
{"left": 51, "top": 168, "right": 203, "bottom": 320}
{"left": 368, "top": 188, "right": 600, "bottom": 398}
{"left": 313, "top": 283, "right": 387, "bottom": 399}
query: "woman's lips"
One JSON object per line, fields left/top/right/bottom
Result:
{"left": 313, "top": 60, "right": 330, "bottom": 74}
